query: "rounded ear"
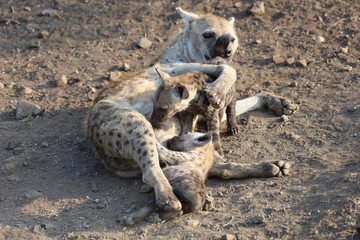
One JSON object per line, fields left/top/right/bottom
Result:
{"left": 193, "top": 131, "right": 212, "bottom": 146}
{"left": 176, "top": 7, "right": 199, "bottom": 31}
{"left": 174, "top": 83, "right": 189, "bottom": 100}
{"left": 228, "top": 17, "right": 235, "bottom": 25}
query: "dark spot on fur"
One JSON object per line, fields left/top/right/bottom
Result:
{"left": 140, "top": 141, "right": 146, "bottom": 147}
{"left": 91, "top": 112, "right": 99, "bottom": 121}
{"left": 117, "top": 133, "right": 121, "bottom": 138}
{"left": 99, "top": 104, "right": 111, "bottom": 111}
{"left": 124, "top": 140, "right": 129, "bottom": 145}
{"left": 128, "top": 129, "right": 133, "bottom": 134}
{"left": 142, "top": 151, "right": 147, "bottom": 157}
{"left": 142, "top": 163, "right": 146, "bottom": 169}
{"left": 137, "top": 148, "right": 141, "bottom": 154}
{"left": 150, "top": 149, "right": 154, "bottom": 153}
{"left": 96, "top": 133, "right": 100, "bottom": 137}
{"left": 116, "top": 141, "right": 122, "bottom": 150}
{"left": 108, "top": 143, "right": 112, "bottom": 147}
{"left": 144, "top": 130, "right": 149, "bottom": 135}
{"left": 109, "top": 129, "right": 115, "bottom": 135}
{"left": 126, "top": 122, "right": 132, "bottom": 127}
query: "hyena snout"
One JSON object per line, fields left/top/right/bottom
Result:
{"left": 214, "top": 34, "right": 235, "bottom": 59}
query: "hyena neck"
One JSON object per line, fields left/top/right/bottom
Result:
{"left": 160, "top": 34, "right": 204, "bottom": 64}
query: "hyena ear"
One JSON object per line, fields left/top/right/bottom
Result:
{"left": 174, "top": 83, "right": 189, "bottom": 100}
{"left": 176, "top": 7, "right": 199, "bottom": 31}
{"left": 228, "top": 17, "right": 235, "bottom": 25}
{"left": 193, "top": 131, "right": 212, "bottom": 147}
{"left": 155, "top": 67, "right": 166, "bottom": 86}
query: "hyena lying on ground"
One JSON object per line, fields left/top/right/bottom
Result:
{"left": 123, "top": 131, "right": 217, "bottom": 226}
{"left": 87, "top": 7, "right": 297, "bottom": 213}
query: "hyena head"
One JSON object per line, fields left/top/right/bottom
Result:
{"left": 167, "top": 131, "right": 213, "bottom": 152}
{"left": 177, "top": 7, "right": 238, "bottom": 63}
{"left": 150, "top": 69, "right": 208, "bottom": 129}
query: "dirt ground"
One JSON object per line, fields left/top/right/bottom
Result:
{"left": 0, "top": 0, "right": 359, "bottom": 239}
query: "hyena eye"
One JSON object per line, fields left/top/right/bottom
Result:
{"left": 231, "top": 37, "right": 236, "bottom": 42}
{"left": 160, "top": 105, "right": 169, "bottom": 110}
{"left": 202, "top": 31, "right": 215, "bottom": 39}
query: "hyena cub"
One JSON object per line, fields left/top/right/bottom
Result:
{"left": 124, "top": 131, "right": 217, "bottom": 226}
{"left": 179, "top": 58, "right": 238, "bottom": 156}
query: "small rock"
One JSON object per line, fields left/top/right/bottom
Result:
{"left": 25, "top": 190, "right": 42, "bottom": 199}
{"left": 121, "top": 63, "right": 130, "bottom": 72}
{"left": 30, "top": 41, "right": 40, "bottom": 49}
{"left": 273, "top": 54, "right": 284, "bottom": 64}
{"left": 186, "top": 219, "right": 200, "bottom": 227}
{"left": 137, "top": 37, "right": 152, "bottom": 49}
{"left": 234, "top": 2, "right": 242, "bottom": 8}
{"left": 147, "top": 212, "right": 161, "bottom": 223}
{"left": 7, "top": 142, "right": 20, "bottom": 150}
{"left": 289, "top": 81, "right": 298, "bottom": 87}
{"left": 41, "top": 9, "right": 59, "bottom": 17}
{"left": 315, "top": 36, "right": 325, "bottom": 43}
{"left": 203, "top": 192, "right": 215, "bottom": 211}
{"left": 285, "top": 57, "right": 295, "bottom": 65}
{"left": 249, "top": 1, "right": 265, "bottom": 15}
{"left": 24, "top": 87, "right": 33, "bottom": 94}
{"left": 221, "top": 234, "right": 236, "bottom": 240}
{"left": 24, "top": 6, "right": 32, "bottom": 12}
{"left": 41, "top": 142, "right": 49, "bottom": 148}
{"left": 0, "top": 82, "right": 4, "bottom": 89}
{"left": 289, "top": 132, "right": 301, "bottom": 140}
{"left": 33, "top": 108, "right": 45, "bottom": 117}
{"left": 254, "top": 39, "right": 262, "bottom": 44}
{"left": 0, "top": 156, "right": 22, "bottom": 173}
{"left": 251, "top": 215, "right": 265, "bottom": 224}
{"left": 95, "top": 83, "right": 103, "bottom": 89}
{"left": 38, "top": 30, "right": 49, "bottom": 39}
{"left": 340, "top": 46, "right": 349, "bottom": 54}
{"left": 16, "top": 100, "right": 41, "bottom": 119}
{"left": 57, "top": 75, "right": 67, "bottom": 87}
{"left": 139, "top": 184, "right": 153, "bottom": 193}
{"left": 108, "top": 71, "right": 123, "bottom": 82}
{"left": 88, "top": 87, "right": 96, "bottom": 94}
{"left": 341, "top": 66, "right": 352, "bottom": 72}
{"left": 280, "top": 115, "right": 289, "bottom": 122}
{"left": 91, "top": 183, "right": 99, "bottom": 192}
{"left": 6, "top": 82, "right": 15, "bottom": 89}
{"left": 296, "top": 59, "right": 307, "bottom": 67}
{"left": 16, "top": 86, "right": 33, "bottom": 95}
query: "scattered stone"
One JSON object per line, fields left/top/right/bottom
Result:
{"left": 341, "top": 66, "right": 352, "bottom": 72}
{"left": 95, "top": 83, "right": 103, "bottom": 89}
{"left": 108, "top": 71, "right": 123, "bottom": 82}
{"left": 234, "top": 2, "right": 242, "bottom": 8}
{"left": 121, "top": 63, "right": 130, "bottom": 71}
{"left": 7, "top": 142, "right": 20, "bottom": 150}
{"left": 0, "top": 82, "right": 4, "bottom": 89}
{"left": 24, "top": 87, "right": 33, "bottom": 94}
{"left": 88, "top": 87, "right": 96, "bottom": 94}
{"left": 273, "top": 54, "right": 285, "bottom": 64}
{"left": 25, "top": 190, "right": 42, "bottom": 199}
{"left": 186, "top": 219, "right": 200, "bottom": 227}
{"left": 251, "top": 215, "right": 265, "bottom": 224}
{"left": 296, "top": 59, "right": 307, "bottom": 67}
{"left": 24, "top": 6, "right": 32, "bottom": 12}
{"left": 57, "top": 75, "right": 67, "bottom": 87}
{"left": 0, "top": 156, "right": 22, "bottom": 173}
{"left": 221, "top": 234, "right": 236, "bottom": 240}
{"left": 203, "top": 192, "right": 215, "bottom": 211}
{"left": 254, "top": 39, "right": 262, "bottom": 44}
{"left": 16, "top": 100, "right": 41, "bottom": 119}
{"left": 33, "top": 107, "right": 45, "bottom": 116}
{"left": 38, "top": 30, "right": 49, "bottom": 39}
{"left": 315, "top": 36, "right": 325, "bottom": 43}
{"left": 249, "top": 1, "right": 265, "bottom": 15}
{"left": 30, "top": 41, "right": 40, "bottom": 49}
{"left": 285, "top": 57, "right": 295, "bottom": 65}
{"left": 139, "top": 184, "right": 153, "bottom": 193}
{"left": 6, "top": 82, "right": 15, "bottom": 89}
{"left": 340, "top": 46, "right": 349, "bottom": 54}
{"left": 41, "top": 9, "right": 59, "bottom": 18}
{"left": 91, "top": 183, "right": 99, "bottom": 192}
{"left": 289, "top": 81, "right": 298, "bottom": 87}
{"left": 280, "top": 115, "right": 289, "bottom": 122}
{"left": 137, "top": 37, "right": 152, "bottom": 49}
{"left": 41, "top": 141, "right": 49, "bottom": 148}
{"left": 16, "top": 86, "right": 33, "bottom": 95}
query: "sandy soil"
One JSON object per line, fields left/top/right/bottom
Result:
{"left": 0, "top": 0, "right": 359, "bottom": 239}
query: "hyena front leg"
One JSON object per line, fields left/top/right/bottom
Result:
{"left": 206, "top": 110, "right": 223, "bottom": 156}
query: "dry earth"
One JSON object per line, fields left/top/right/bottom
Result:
{"left": 0, "top": 0, "right": 359, "bottom": 239}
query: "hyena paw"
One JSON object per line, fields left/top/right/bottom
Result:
{"left": 267, "top": 161, "right": 291, "bottom": 177}
{"left": 122, "top": 215, "right": 135, "bottom": 226}
{"left": 205, "top": 87, "right": 226, "bottom": 109}
{"left": 213, "top": 142, "right": 224, "bottom": 156}
{"left": 258, "top": 92, "right": 299, "bottom": 116}
{"left": 227, "top": 123, "right": 239, "bottom": 136}
{"left": 156, "top": 190, "right": 182, "bottom": 212}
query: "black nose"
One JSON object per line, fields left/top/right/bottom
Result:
{"left": 214, "top": 34, "right": 233, "bottom": 58}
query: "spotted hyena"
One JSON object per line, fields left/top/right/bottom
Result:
{"left": 87, "top": 7, "right": 296, "bottom": 214}
{"left": 123, "top": 131, "right": 217, "bottom": 226}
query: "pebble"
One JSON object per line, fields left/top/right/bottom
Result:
{"left": 139, "top": 184, "right": 153, "bottom": 193}
{"left": 273, "top": 54, "right": 284, "bottom": 64}
{"left": 341, "top": 66, "right": 352, "bottom": 72}
{"left": 95, "top": 83, "right": 104, "bottom": 89}
{"left": 0, "top": 82, "right": 4, "bottom": 89}
{"left": 24, "top": 6, "right": 31, "bottom": 12}
{"left": 30, "top": 41, "right": 40, "bottom": 49}
{"left": 296, "top": 59, "right": 307, "bottom": 67}
{"left": 25, "top": 190, "right": 43, "bottom": 199}
{"left": 203, "top": 192, "right": 215, "bottom": 211}
{"left": 38, "top": 30, "right": 49, "bottom": 39}
{"left": 33, "top": 108, "right": 45, "bottom": 117}
{"left": 289, "top": 81, "right": 298, "bottom": 87}
{"left": 121, "top": 63, "right": 130, "bottom": 72}
{"left": 57, "top": 75, "right": 67, "bottom": 87}
{"left": 186, "top": 219, "right": 200, "bottom": 227}
{"left": 254, "top": 39, "right": 262, "bottom": 44}
{"left": 137, "top": 37, "right": 152, "bottom": 49}
{"left": 0, "top": 156, "right": 21, "bottom": 173}
{"left": 108, "top": 71, "right": 123, "bottom": 82}
{"left": 41, "top": 9, "right": 59, "bottom": 18}
{"left": 221, "top": 234, "right": 236, "bottom": 240}
{"left": 340, "top": 46, "right": 349, "bottom": 54}
{"left": 41, "top": 141, "right": 49, "bottom": 148}
{"left": 315, "top": 36, "right": 325, "bottom": 43}
{"left": 251, "top": 215, "right": 265, "bottom": 224}
{"left": 249, "top": 1, "right": 265, "bottom": 15}
{"left": 6, "top": 82, "right": 15, "bottom": 89}
{"left": 280, "top": 115, "right": 289, "bottom": 122}
{"left": 91, "top": 183, "right": 99, "bottom": 192}
{"left": 234, "top": 2, "right": 242, "bottom": 8}
{"left": 15, "top": 100, "right": 41, "bottom": 119}
{"left": 285, "top": 57, "right": 295, "bottom": 65}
